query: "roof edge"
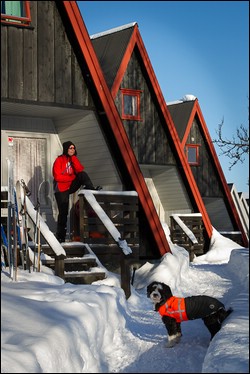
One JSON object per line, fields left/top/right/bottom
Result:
{"left": 90, "top": 22, "right": 137, "bottom": 39}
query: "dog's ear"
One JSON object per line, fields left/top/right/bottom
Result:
{"left": 161, "top": 283, "right": 173, "bottom": 299}
{"left": 147, "top": 282, "right": 157, "bottom": 297}
{"left": 154, "top": 302, "right": 161, "bottom": 311}
{"left": 146, "top": 286, "right": 150, "bottom": 298}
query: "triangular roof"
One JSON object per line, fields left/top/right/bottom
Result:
{"left": 167, "top": 99, "right": 194, "bottom": 141}
{"left": 168, "top": 98, "right": 248, "bottom": 246}
{"left": 90, "top": 23, "right": 136, "bottom": 90}
{"left": 59, "top": 2, "right": 171, "bottom": 256}
{"left": 91, "top": 22, "right": 214, "bottom": 240}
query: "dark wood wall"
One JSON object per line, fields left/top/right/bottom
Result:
{"left": 115, "top": 49, "right": 176, "bottom": 166}
{"left": 1, "top": 1, "right": 94, "bottom": 108}
{"left": 187, "top": 118, "right": 224, "bottom": 198}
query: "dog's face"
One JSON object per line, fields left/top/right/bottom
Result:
{"left": 147, "top": 282, "right": 173, "bottom": 307}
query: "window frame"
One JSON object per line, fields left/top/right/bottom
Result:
{"left": 1, "top": 1, "right": 31, "bottom": 27}
{"left": 185, "top": 144, "right": 200, "bottom": 166}
{"left": 120, "top": 88, "right": 142, "bottom": 121}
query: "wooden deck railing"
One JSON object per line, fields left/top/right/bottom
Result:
{"left": 78, "top": 190, "right": 140, "bottom": 298}
{"left": 170, "top": 213, "right": 205, "bottom": 261}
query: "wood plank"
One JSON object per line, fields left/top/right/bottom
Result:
{"left": 37, "top": 1, "right": 54, "bottom": 102}
{"left": 8, "top": 27, "right": 23, "bottom": 99}
{"left": 1, "top": 26, "right": 8, "bottom": 98}
{"left": 54, "top": 8, "right": 72, "bottom": 104}
{"left": 23, "top": 22, "right": 38, "bottom": 100}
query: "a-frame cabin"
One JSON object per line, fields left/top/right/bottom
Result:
{"left": 1, "top": 1, "right": 172, "bottom": 263}
{"left": 90, "top": 22, "right": 216, "bottom": 251}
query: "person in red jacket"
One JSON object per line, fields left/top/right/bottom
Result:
{"left": 53, "top": 141, "right": 101, "bottom": 242}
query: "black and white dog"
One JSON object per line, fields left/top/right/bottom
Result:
{"left": 147, "top": 281, "right": 233, "bottom": 347}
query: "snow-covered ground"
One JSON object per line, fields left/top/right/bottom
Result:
{"left": 1, "top": 229, "right": 249, "bottom": 373}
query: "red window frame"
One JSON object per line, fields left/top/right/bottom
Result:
{"left": 120, "top": 88, "right": 142, "bottom": 121}
{"left": 185, "top": 144, "right": 200, "bottom": 165}
{"left": 1, "top": 1, "right": 31, "bottom": 27}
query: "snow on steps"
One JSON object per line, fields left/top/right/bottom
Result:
{"left": 26, "top": 196, "right": 106, "bottom": 284}
{"left": 40, "top": 241, "right": 107, "bottom": 284}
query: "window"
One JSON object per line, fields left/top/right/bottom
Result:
{"left": 186, "top": 144, "right": 200, "bottom": 165}
{"left": 120, "top": 88, "right": 142, "bottom": 121}
{"left": 1, "top": 1, "right": 31, "bottom": 26}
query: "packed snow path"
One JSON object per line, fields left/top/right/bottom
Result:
{"left": 1, "top": 245, "right": 248, "bottom": 373}
{"left": 113, "top": 261, "right": 236, "bottom": 373}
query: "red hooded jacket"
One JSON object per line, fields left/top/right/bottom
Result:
{"left": 53, "top": 154, "right": 84, "bottom": 192}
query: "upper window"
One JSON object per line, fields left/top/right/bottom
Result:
{"left": 120, "top": 88, "right": 142, "bottom": 121}
{"left": 185, "top": 144, "right": 200, "bottom": 165}
{"left": 1, "top": 1, "right": 31, "bottom": 26}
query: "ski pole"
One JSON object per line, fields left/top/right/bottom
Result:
{"left": 33, "top": 181, "right": 43, "bottom": 271}
{"left": 20, "top": 179, "right": 31, "bottom": 273}
{"left": 33, "top": 199, "right": 40, "bottom": 271}
{"left": 37, "top": 219, "right": 41, "bottom": 272}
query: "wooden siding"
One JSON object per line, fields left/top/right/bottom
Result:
{"left": 114, "top": 49, "right": 176, "bottom": 166}
{"left": 1, "top": 1, "right": 94, "bottom": 108}
{"left": 187, "top": 118, "right": 224, "bottom": 197}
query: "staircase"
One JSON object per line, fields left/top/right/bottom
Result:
{"left": 39, "top": 242, "right": 107, "bottom": 284}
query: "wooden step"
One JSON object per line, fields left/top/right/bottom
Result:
{"left": 64, "top": 271, "right": 106, "bottom": 284}
{"left": 42, "top": 256, "right": 99, "bottom": 272}
{"left": 38, "top": 241, "right": 107, "bottom": 284}
{"left": 40, "top": 243, "right": 87, "bottom": 257}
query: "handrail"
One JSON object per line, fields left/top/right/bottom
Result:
{"left": 171, "top": 214, "right": 200, "bottom": 244}
{"left": 78, "top": 190, "right": 133, "bottom": 255}
{"left": 25, "top": 196, "right": 66, "bottom": 257}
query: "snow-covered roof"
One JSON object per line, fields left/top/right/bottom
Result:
{"left": 167, "top": 94, "right": 197, "bottom": 106}
{"left": 90, "top": 22, "right": 137, "bottom": 39}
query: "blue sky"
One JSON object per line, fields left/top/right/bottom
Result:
{"left": 77, "top": 1, "right": 249, "bottom": 193}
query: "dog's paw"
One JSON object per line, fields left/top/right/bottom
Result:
{"left": 166, "top": 333, "right": 181, "bottom": 348}
{"left": 166, "top": 340, "right": 177, "bottom": 348}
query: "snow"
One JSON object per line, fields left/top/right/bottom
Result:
{"left": 1, "top": 229, "right": 249, "bottom": 373}
{"left": 167, "top": 94, "right": 197, "bottom": 105}
{"left": 78, "top": 189, "right": 138, "bottom": 196}
{"left": 90, "top": 22, "right": 137, "bottom": 40}
{"left": 182, "top": 94, "right": 197, "bottom": 101}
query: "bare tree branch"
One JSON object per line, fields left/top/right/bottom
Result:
{"left": 213, "top": 118, "right": 249, "bottom": 170}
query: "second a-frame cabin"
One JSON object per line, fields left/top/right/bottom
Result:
{"left": 90, "top": 23, "right": 213, "bottom": 252}
{"left": 90, "top": 22, "right": 248, "bottom": 249}
{"left": 1, "top": 1, "right": 171, "bottom": 265}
